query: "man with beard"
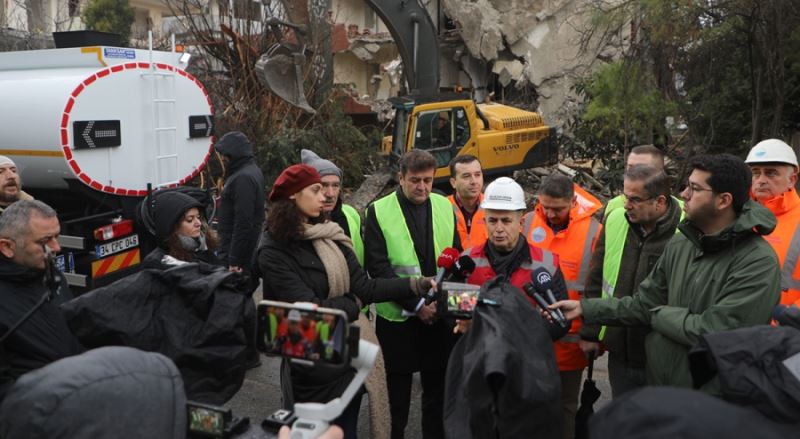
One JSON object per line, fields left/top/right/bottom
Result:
{"left": 0, "top": 156, "right": 32, "bottom": 215}
{"left": 551, "top": 154, "right": 781, "bottom": 393}
{"left": 301, "top": 149, "right": 364, "bottom": 265}
{"left": 0, "top": 200, "right": 83, "bottom": 401}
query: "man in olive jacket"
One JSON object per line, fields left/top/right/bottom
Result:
{"left": 553, "top": 154, "right": 781, "bottom": 393}
{"left": 580, "top": 165, "right": 684, "bottom": 397}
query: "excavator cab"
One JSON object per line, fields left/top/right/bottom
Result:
{"left": 407, "top": 100, "right": 477, "bottom": 174}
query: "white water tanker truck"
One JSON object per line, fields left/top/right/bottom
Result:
{"left": 0, "top": 35, "right": 215, "bottom": 292}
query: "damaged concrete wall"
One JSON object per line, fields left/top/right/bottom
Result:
{"left": 442, "top": 0, "right": 625, "bottom": 128}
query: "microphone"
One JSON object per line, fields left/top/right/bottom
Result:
{"left": 425, "top": 247, "right": 459, "bottom": 303}
{"left": 449, "top": 255, "right": 476, "bottom": 281}
{"left": 522, "top": 282, "right": 567, "bottom": 328}
{"left": 529, "top": 267, "right": 568, "bottom": 327}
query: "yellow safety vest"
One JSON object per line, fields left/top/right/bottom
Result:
{"left": 341, "top": 204, "right": 364, "bottom": 266}
{"left": 371, "top": 192, "right": 454, "bottom": 322}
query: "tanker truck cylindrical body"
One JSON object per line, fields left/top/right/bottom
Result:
{"left": 0, "top": 46, "right": 216, "bottom": 292}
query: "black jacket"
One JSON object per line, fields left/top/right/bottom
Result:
{"left": 0, "top": 258, "right": 83, "bottom": 401}
{"left": 589, "top": 386, "right": 795, "bottom": 439}
{"left": 140, "top": 245, "right": 222, "bottom": 270}
{"left": 0, "top": 346, "right": 186, "bottom": 439}
{"left": 444, "top": 279, "right": 562, "bottom": 439}
{"left": 581, "top": 196, "right": 682, "bottom": 368}
{"left": 62, "top": 263, "right": 251, "bottom": 404}
{"left": 216, "top": 136, "right": 265, "bottom": 269}
{"left": 689, "top": 325, "right": 800, "bottom": 424}
{"left": 257, "top": 229, "right": 416, "bottom": 402}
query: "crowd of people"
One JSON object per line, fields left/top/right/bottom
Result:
{"left": 0, "top": 132, "right": 798, "bottom": 438}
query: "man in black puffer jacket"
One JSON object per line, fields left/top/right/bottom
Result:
{"left": 214, "top": 131, "right": 265, "bottom": 279}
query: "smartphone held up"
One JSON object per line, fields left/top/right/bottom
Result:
{"left": 256, "top": 301, "right": 349, "bottom": 366}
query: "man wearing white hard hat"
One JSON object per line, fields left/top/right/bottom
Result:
{"left": 746, "top": 138, "right": 800, "bottom": 307}
{"left": 0, "top": 156, "right": 33, "bottom": 216}
{"left": 461, "top": 177, "right": 570, "bottom": 340}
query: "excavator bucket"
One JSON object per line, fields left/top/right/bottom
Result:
{"left": 255, "top": 46, "right": 316, "bottom": 114}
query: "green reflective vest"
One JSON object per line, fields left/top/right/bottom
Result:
{"left": 341, "top": 204, "right": 364, "bottom": 266}
{"left": 603, "top": 194, "right": 625, "bottom": 221}
{"left": 599, "top": 196, "right": 684, "bottom": 340}
{"left": 371, "top": 192, "right": 455, "bottom": 322}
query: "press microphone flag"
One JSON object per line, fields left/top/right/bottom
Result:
{"left": 425, "top": 247, "right": 460, "bottom": 302}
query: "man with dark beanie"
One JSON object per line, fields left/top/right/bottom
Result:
{"left": 214, "top": 132, "right": 265, "bottom": 278}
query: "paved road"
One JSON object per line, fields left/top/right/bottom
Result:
{"left": 227, "top": 290, "right": 613, "bottom": 438}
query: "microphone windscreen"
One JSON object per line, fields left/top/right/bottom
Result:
{"left": 530, "top": 266, "right": 553, "bottom": 291}
{"left": 437, "top": 247, "right": 459, "bottom": 269}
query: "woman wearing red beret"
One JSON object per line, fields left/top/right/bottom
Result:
{"left": 258, "top": 164, "right": 431, "bottom": 439}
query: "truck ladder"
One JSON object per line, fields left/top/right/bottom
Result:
{"left": 142, "top": 32, "right": 179, "bottom": 188}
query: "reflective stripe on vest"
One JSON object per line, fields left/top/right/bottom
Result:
{"left": 782, "top": 224, "right": 800, "bottom": 290}
{"left": 599, "top": 196, "right": 684, "bottom": 340}
{"left": 372, "top": 192, "right": 455, "bottom": 322}
{"left": 521, "top": 210, "right": 599, "bottom": 292}
{"left": 341, "top": 204, "right": 364, "bottom": 266}
{"left": 464, "top": 243, "right": 559, "bottom": 289}
{"left": 466, "top": 248, "right": 557, "bottom": 275}
{"left": 564, "top": 219, "right": 599, "bottom": 291}
{"left": 448, "top": 194, "right": 487, "bottom": 249}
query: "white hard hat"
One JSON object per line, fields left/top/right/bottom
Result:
{"left": 481, "top": 177, "right": 526, "bottom": 210}
{"left": 287, "top": 309, "right": 302, "bottom": 322}
{"left": 745, "top": 139, "right": 798, "bottom": 168}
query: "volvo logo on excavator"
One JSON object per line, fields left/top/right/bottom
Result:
{"left": 493, "top": 144, "right": 520, "bottom": 153}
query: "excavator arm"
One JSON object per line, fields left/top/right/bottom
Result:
{"left": 364, "top": 0, "right": 440, "bottom": 96}
{"left": 257, "top": 0, "right": 440, "bottom": 112}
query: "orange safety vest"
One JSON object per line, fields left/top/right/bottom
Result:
{"left": 448, "top": 193, "right": 488, "bottom": 250}
{"left": 756, "top": 188, "right": 800, "bottom": 306}
{"left": 522, "top": 184, "right": 602, "bottom": 371}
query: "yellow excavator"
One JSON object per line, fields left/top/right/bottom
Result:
{"left": 256, "top": 0, "right": 556, "bottom": 186}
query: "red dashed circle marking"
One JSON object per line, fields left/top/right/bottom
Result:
{"left": 60, "top": 62, "right": 214, "bottom": 196}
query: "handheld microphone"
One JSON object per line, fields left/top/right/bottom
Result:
{"left": 522, "top": 282, "right": 567, "bottom": 328}
{"left": 450, "top": 255, "right": 476, "bottom": 281}
{"left": 425, "top": 247, "right": 459, "bottom": 303}
{"left": 530, "top": 267, "right": 568, "bottom": 326}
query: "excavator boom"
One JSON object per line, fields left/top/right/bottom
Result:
{"left": 257, "top": 0, "right": 440, "bottom": 112}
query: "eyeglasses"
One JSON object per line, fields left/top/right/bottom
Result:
{"left": 683, "top": 182, "right": 714, "bottom": 197}
{"left": 623, "top": 194, "right": 652, "bottom": 205}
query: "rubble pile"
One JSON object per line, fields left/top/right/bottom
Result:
{"left": 441, "top": 0, "right": 626, "bottom": 127}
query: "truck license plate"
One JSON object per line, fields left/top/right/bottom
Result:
{"left": 95, "top": 234, "right": 139, "bottom": 259}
